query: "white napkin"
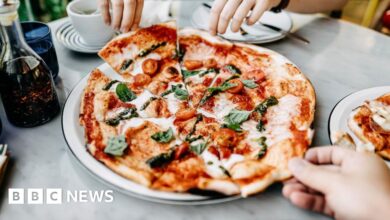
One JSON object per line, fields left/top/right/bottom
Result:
{"left": 140, "top": 0, "right": 172, "bottom": 27}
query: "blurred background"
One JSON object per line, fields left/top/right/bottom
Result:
{"left": 17, "top": 0, "right": 390, "bottom": 35}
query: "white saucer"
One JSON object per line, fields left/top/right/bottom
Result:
{"left": 191, "top": 5, "right": 292, "bottom": 44}
{"left": 328, "top": 86, "right": 390, "bottom": 165}
{"left": 55, "top": 20, "right": 107, "bottom": 53}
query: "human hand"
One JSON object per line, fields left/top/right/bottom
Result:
{"left": 209, "top": 0, "right": 281, "bottom": 35}
{"left": 283, "top": 146, "right": 390, "bottom": 219}
{"left": 99, "top": 0, "right": 144, "bottom": 32}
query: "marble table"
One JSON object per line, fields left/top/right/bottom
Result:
{"left": 1, "top": 3, "right": 390, "bottom": 219}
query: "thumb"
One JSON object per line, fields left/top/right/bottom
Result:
{"left": 289, "top": 158, "right": 340, "bottom": 193}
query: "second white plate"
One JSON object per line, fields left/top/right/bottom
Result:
{"left": 328, "top": 86, "right": 390, "bottom": 166}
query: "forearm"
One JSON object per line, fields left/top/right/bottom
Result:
{"left": 286, "top": 0, "right": 348, "bottom": 13}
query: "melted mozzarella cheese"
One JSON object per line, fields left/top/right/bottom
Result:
{"left": 265, "top": 94, "right": 301, "bottom": 146}
{"left": 368, "top": 101, "right": 390, "bottom": 131}
{"left": 111, "top": 44, "right": 139, "bottom": 67}
{"left": 212, "top": 94, "right": 237, "bottom": 121}
{"left": 201, "top": 150, "right": 245, "bottom": 179}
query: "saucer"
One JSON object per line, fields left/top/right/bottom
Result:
{"left": 55, "top": 20, "right": 108, "bottom": 53}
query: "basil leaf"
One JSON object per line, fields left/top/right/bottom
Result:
{"left": 254, "top": 96, "right": 278, "bottom": 115}
{"left": 120, "top": 60, "right": 133, "bottom": 72}
{"left": 173, "top": 87, "right": 189, "bottom": 100}
{"left": 182, "top": 68, "right": 218, "bottom": 79}
{"left": 185, "top": 114, "right": 203, "bottom": 140}
{"left": 161, "top": 84, "right": 189, "bottom": 101}
{"left": 222, "top": 123, "right": 243, "bottom": 132}
{"left": 105, "top": 107, "right": 139, "bottom": 126}
{"left": 103, "top": 80, "right": 119, "bottom": 91}
{"left": 256, "top": 136, "right": 268, "bottom": 159}
{"left": 224, "top": 109, "right": 251, "bottom": 125}
{"left": 224, "top": 64, "right": 241, "bottom": 74}
{"left": 146, "top": 149, "right": 174, "bottom": 168}
{"left": 190, "top": 140, "right": 208, "bottom": 155}
{"left": 182, "top": 69, "right": 200, "bottom": 79}
{"left": 242, "top": 79, "right": 258, "bottom": 89}
{"left": 151, "top": 127, "right": 175, "bottom": 143}
{"left": 256, "top": 120, "right": 265, "bottom": 132}
{"left": 138, "top": 42, "right": 167, "bottom": 57}
{"left": 200, "top": 74, "right": 241, "bottom": 105}
{"left": 140, "top": 97, "right": 157, "bottom": 111}
{"left": 104, "top": 135, "right": 128, "bottom": 156}
{"left": 116, "top": 83, "right": 137, "bottom": 102}
{"left": 185, "top": 135, "right": 203, "bottom": 143}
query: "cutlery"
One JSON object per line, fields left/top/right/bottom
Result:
{"left": 0, "top": 144, "right": 9, "bottom": 186}
{"left": 202, "top": 3, "right": 310, "bottom": 44}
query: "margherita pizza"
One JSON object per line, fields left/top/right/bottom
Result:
{"left": 80, "top": 21, "right": 316, "bottom": 197}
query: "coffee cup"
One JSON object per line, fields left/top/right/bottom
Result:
{"left": 66, "top": 0, "right": 114, "bottom": 46}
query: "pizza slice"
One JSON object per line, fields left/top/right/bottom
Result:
{"left": 348, "top": 93, "right": 390, "bottom": 159}
{"left": 99, "top": 21, "right": 182, "bottom": 96}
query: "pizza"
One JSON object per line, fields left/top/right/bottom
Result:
{"left": 79, "top": 22, "right": 316, "bottom": 197}
{"left": 348, "top": 93, "right": 390, "bottom": 159}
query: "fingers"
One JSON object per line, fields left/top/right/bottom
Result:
{"left": 121, "top": 0, "right": 136, "bottom": 32}
{"left": 111, "top": 0, "right": 124, "bottom": 30}
{"left": 288, "top": 191, "right": 334, "bottom": 217}
{"left": 218, "top": 0, "right": 243, "bottom": 34}
{"left": 132, "top": 0, "right": 143, "bottom": 30}
{"left": 282, "top": 182, "right": 309, "bottom": 198}
{"left": 247, "top": 0, "right": 268, "bottom": 25}
{"left": 209, "top": 0, "right": 228, "bottom": 35}
{"left": 231, "top": 0, "right": 255, "bottom": 32}
{"left": 288, "top": 158, "right": 340, "bottom": 193}
{"left": 100, "top": 0, "right": 111, "bottom": 25}
{"left": 305, "top": 146, "right": 353, "bottom": 166}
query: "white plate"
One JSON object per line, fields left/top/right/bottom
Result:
{"left": 55, "top": 20, "right": 107, "bottom": 54}
{"left": 62, "top": 62, "right": 241, "bottom": 204}
{"left": 191, "top": 5, "right": 292, "bottom": 44}
{"left": 328, "top": 86, "right": 390, "bottom": 164}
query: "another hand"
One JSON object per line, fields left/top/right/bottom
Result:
{"left": 209, "top": 0, "right": 281, "bottom": 35}
{"left": 283, "top": 146, "right": 390, "bottom": 219}
{"left": 99, "top": 0, "right": 144, "bottom": 32}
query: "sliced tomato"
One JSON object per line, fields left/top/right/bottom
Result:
{"left": 227, "top": 79, "right": 244, "bottom": 94}
{"left": 184, "top": 60, "right": 203, "bottom": 70}
{"left": 133, "top": 74, "right": 152, "bottom": 87}
{"left": 142, "top": 59, "right": 159, "bottom": 76}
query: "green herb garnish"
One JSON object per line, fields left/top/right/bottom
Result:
{"left": 140, "top": 97, "right": 158, "bottom": 111}
{"left": 138, "top": 42, "right": 167, "bottom": 57}
{"left": 219, "top": 165, "right": 231, "bottom": 177}
{"left": 116, "top": 83, "right": 137, "bottom": 102}
{"left": 146, "top": 149, "right": 175, "bottom": 168}
{"left": 242, "top": 79, "right": 258, "bottom": 89}
{"left": 200, "top": 74, "right": 240, "bottom": 105}
{"left": 151, "top": 127, "right": 175, "bottom": 143}
{"left": 120, "top": 60, "right": 133, "bottom": 72}
{"left": 256, "top": 120, "right": 265, "bottom": 132}
{"left": 224, "top": 64, "right": 241, "bottom": 74}
{"left": 102, "top": 80, "right": 119, "bottom": 91}
{"left": 207, "top": 161, "right": 213, "bottom": 165}
{"left": 105, "top": 107, "right": 138, "bottom": 126}
{"left": 190, "top": 138, "right": 209, "bottom": 155}
{"left": 254, "top": 96, "right": 278, "bottom": 115}
{"left": 182, "top": 68, "right": 218, "bottom": 79}
{"left": 104, "top": 135, "right": 128, "bottom": 156}
{"left": 256, "top": 136, "right": 268, "bottom": 159}
{"left": 185, "top": 114, "right": 203, "bottom": 141}
{"left": 161, "top": 84, "right": 189, "bottom": 101}
{"left": 222, "top": 109, "right": 251, "bottom": 132}
{"left": 173, "top": 47, "right": 185, "bottom": 61}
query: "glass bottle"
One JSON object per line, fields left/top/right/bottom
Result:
{"left": 0, "top": 0, "right": 60, "bottom": 127}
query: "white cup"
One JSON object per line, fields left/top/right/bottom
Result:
{"left": 66, "top": 0, "right": 114, "bottom": 46}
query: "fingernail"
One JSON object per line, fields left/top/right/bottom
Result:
{"left": 289, "top": 158, "right": 306, "bottom": 174}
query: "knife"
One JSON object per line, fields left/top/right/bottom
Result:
{"left": 201, "top": 3, "right": 310, "bottom": 44}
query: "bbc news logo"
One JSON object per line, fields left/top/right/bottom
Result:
{"left": 8, "top": 188, "right": 114, "bottom": 204}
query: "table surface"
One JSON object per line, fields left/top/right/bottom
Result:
{"left": 1, "top": 2, "right": 390, "bottom": 219}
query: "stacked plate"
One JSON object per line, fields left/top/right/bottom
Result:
{"left": 55, "top": 20, "right": 105, "bottom": 53}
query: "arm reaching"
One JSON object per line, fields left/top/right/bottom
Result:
{"left": 283, "top": 146, "right": 390, "bottom": 219}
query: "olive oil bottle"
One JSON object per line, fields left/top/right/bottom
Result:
{"left": 0, "top": 0, "right": 59, "bottom": 127}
